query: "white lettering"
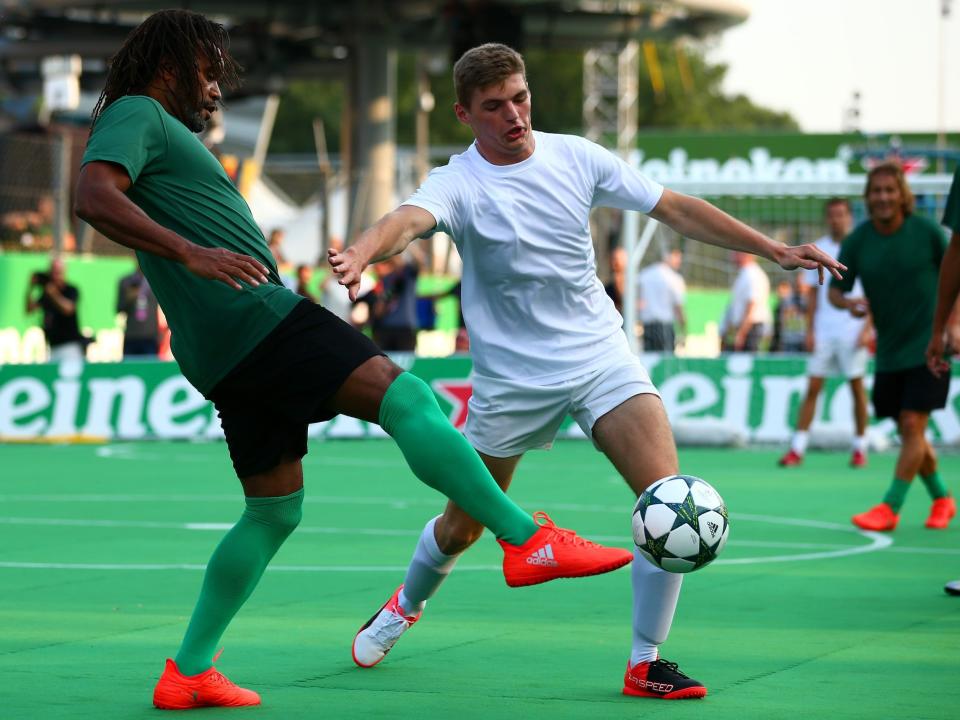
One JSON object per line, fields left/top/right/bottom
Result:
{"left": 83, "top": 378, "right": 147, "bottom": 439}
{"left": 754, "top": 375, "right": 807, "bottom": 442}
{"left": 0, "top": 378, "right": 50, "bottom": 436}
{"left": 47, "top": 362, "right": 84, "bottom": 437}
{"left": 147, "top": 376, "right": 208, "bottom": 438}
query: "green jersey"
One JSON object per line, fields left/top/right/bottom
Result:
{"left": 82, "top": 96, "right": 302, "bottom": 394}
{"left": 832, "top": 214, "right": 947, "bottom": 372}
{"left": 943, "top": 167, "right": 960, "bottom": 234}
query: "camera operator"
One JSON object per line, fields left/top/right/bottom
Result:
{"left": 25, "top": 257, "right": 86, "bottom": 362}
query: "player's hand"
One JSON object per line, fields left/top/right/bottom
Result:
{"left": 328, "top": 246, "right": 366, "bottom": 302}
{"left": 846, "top": 297, "right": 869, "bottom": 318}
{"left": 804, "top": 329, "right": 815, "bottom": 353}
{"left": 926, "top": 332, "right": 950, "bottom": 378}
{"left": 183, "top": 245, "right": 269, "bottom": 290}
{"left": 774, "top": 243, "right": 846, "bottom": 284}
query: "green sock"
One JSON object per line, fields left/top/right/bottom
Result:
{"left": 175, "top": 489, "right": 303, "bottom": 676}
{"left": 379, "top": 372, "right": 537, "bottom": 545}
{"left": 882, "top": 478, "right": 912, "bottom": 513}
{"left": 920, "top": 470, "right": 949, "bottom": 500}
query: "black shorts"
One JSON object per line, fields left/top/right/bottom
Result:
{"left": 642, "top": 321, "right": 675, "bottom": 352}
{"left": 209, "top": 300, "right": 384, "bottom": 478}
{"left": 872, "top": 364, "right": 951, "bottom": 420}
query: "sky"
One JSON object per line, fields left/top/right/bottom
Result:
{"left": 708, "top": 0, "right": 960, "bottom": 133}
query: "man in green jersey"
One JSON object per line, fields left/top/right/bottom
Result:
{"left": 74, "top": 10, "right": 632, "bottom": 710}
{"left": 829, "top": 162, "right": 957, "bottom": 532}
{"left": 926, "top": 165, "right": 960, "bottom": 596}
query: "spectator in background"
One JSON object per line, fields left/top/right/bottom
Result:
{"left": 721, "top": 251, "right": 771, "bottom": 352}
{"left": 779, "top": 197, "right": 871, "bottom": 468}
{"left": 638, "top": 248, "right": 686, "bottom": 352}
{"left": 770, "top": 275, "right": 808, "bottom": 353}
{"left": 117, "top": 262, "right": 160, "bottom": 358}
{"left": 268, "top": 228, "right": 296, "bottom": 290}
{"left": 370, "top": 255, "right": 420, "bottom": 352}
{"left": 295, "top": 264, "right": 317, "bottom": 303}
{"left": 24, "top": 257, "right": 86, "bottom": 361}
{"left": 604, "top": 246, "right": 627, "bottom": 313}
{"left": 424, "top": 279, "right": 469, "bottom": 353}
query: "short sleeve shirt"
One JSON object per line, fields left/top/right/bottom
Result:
{"left": 403, "top": 131, "right": 664, "bottom": 382}
{"left": 82, "top": 97, "right": 302, "bottom": 393}
{"left": 832, "top": 215, "right": 947, "bottom": 371}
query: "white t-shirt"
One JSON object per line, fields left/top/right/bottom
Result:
{"left": 725, "top": 262, "right": 772, "bottom": 331}
{"left": 803, "top": 236, "right": 865, "bottom": 341}
{"left": 638, "top": 262, "right": 685, "bottom": 323}
{"left": 404, "top": 131, "right": 664, "bottom": 382}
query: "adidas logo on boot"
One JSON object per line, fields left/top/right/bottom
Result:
{"left": 525, "top": 543, "right": 559, "bottom": 567}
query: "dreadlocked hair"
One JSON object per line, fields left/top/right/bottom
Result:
{"left": 91, "top": 9, "right": 241, "bottom": 127}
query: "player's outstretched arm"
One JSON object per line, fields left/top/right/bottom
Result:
{"left": 328, "top": 205, "right": 436, "bottom": 301}
{"left": 75, "top": 161, "right": 269, "bottom": 290}
{"left": 649, "top": 189, "right": 845, "bottom": 283}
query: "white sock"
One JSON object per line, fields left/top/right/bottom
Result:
{"left": 630, "top": 548, "right": 683, "bottom": 666}
{"left": 398, "top": 516, "right": 460, "bottom": 614}
{"left": 852, "top": 435, "right": 868, "bottom": 453}
{"left": 791, "top": 431, "right": 809, "bottom": 455}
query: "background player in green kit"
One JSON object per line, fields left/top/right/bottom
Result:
{"left": 926, "top": 165, "right": 960, "bottom": 596}
{"left": 73, "top": 10, "right": 632, "bottom": 710}
{"left": 829, "top": 162, "right": 958, "bottom": 532}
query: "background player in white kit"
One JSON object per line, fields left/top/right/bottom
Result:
{"left": 329, "top": 43, "right": 843, "bottom": 699}
{"left": 779, "top": 198, "right": 872, "bottom": 468}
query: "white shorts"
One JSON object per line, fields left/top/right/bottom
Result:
{"left": 807, "top": 336, "right": 868, "bottom": 379}
{"left": 464, "top": 349, "right": 659, "bottom": 458}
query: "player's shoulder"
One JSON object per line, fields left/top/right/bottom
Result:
{"left": 908, "top": 213, "right": 945, "bottom": 236}
{"left": 94, "top": 95, "right": 166, "bottom": 130}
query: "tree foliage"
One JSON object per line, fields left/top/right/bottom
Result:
{"left": 268, "top": 42, "right": 797, "bottom": 155}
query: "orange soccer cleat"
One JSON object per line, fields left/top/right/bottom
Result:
{"left": 852, "top": 503, "right": 899, "bottom": 532}
{"left": 925, "top": 496, "right": 957, "bottom": 529}
{"left": 778, "top": 449, "right": 803, "bottom": 467}
{"left": 499, "top": 511, "right": 632, "bottom": 587}
{"left": 623, "top": 659, "right": 707, "bottom": 699}
{"left": 849, "top": 450, "right": 867, "bottom": 468}
{"left": 152, "top": 656, "right": 260, "bottom": 710}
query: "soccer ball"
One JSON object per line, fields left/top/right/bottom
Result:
{"left": 632, "top": 475, "right": 729, "bottom": 573}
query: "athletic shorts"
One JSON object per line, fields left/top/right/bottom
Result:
{"left": 209, "top": 300, "right": 384, "bottom": 478}
{"left": 871, "top": 363, "right": 951, "bottom": 420}
{"left": 464, "top": 346, "right": 659, "bottom": 458}
{"left": 642, "top": 321, "right": 675, "bottom": 352}
{"left": 807, "top": 336, "right": 868, "bottom": 379}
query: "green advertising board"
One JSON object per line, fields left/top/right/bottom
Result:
{"left": 2, "top": 356, "right": 959, "bottom": 446}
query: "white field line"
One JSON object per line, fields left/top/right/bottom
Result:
{"left": 0, "top": 513, "right": 913, "bottom": 569}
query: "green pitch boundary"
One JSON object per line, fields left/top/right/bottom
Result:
{"left": 0, "top": 440, "right": 957, "bottom": 719}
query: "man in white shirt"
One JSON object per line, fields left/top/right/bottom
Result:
{"left": 721, "top": 252, "right": 772, "bottom": 351}
{"left": 779, "top": 198, "right": 872, "bottom": 468}
{"left": 330, "top": 43, "right": 842, "bottom": 699}
{"left": 638, "top": 248, "right": 686, "bottom": 352}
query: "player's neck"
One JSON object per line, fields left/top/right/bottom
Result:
{"left": 871, "top": 213, "right": 905, "bottom": 235}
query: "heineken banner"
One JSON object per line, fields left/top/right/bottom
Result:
{"left": 2, "top": 355, "right": 960, "bottom": 444}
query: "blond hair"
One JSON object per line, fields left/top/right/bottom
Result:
{"left": 865, "top": 162, "right": 915, "bottom": 217}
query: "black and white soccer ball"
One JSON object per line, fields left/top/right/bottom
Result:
{"left": 632, "top": 474, "right": 729, "bottom": 573}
